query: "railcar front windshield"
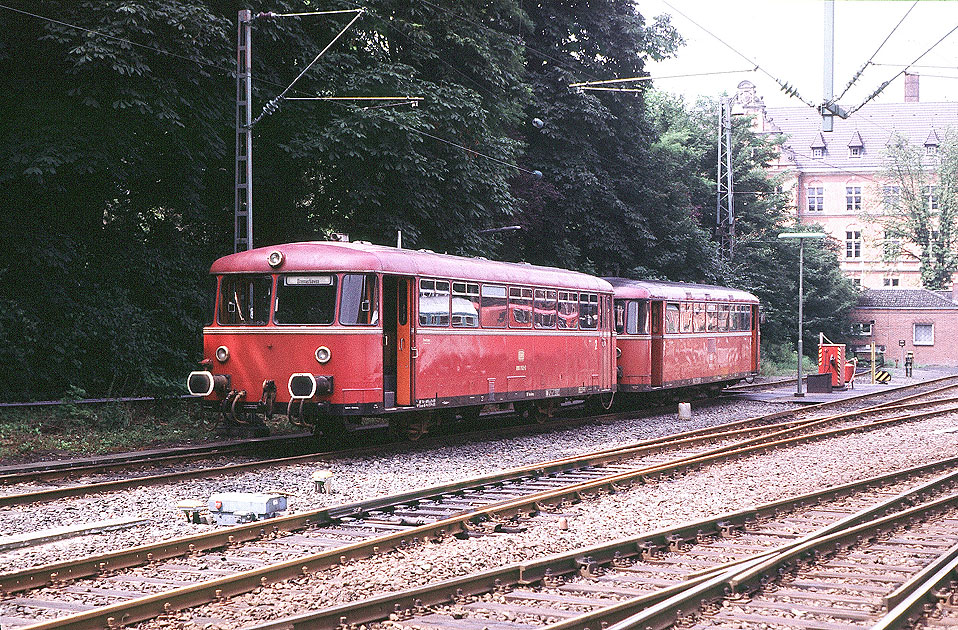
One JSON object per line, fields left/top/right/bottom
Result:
{"left": 274, "top": 274, "right": 337, "bottom": 325}
{"left": 218, "top": 275, "right": 273, "bottom": 326}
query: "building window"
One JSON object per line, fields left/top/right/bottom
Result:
{"left": 849, "top": 146, "right": 862, "bottom": 158}
{"left": 914, "top": 323, "right": 934, "bottom": 346}
{"left": 811, "top": 147, "right": 825, "bottom": 158}
{"left": 852, "top": 278, "right": 862, "bottom": 288}
{"left": 925, "top": 186, "right": 939, "bottom": 210}
{"left": 846, "top": 186, "right": 862, "bottom": 212}
{"left": 807, "top": 187, "right": 824, "bottom": 212}
{"left": 882, "top": 278, "right": 899, "bottom": 287}
{"left": 882, "top": 186, "right": 900, "bottom": 210}
{"left": 926, "top": 144, "right": 938, "bottom": 156}
{"left": 850, "top": 322, "right": 872, "bottom": 336}
{"left": 845, "top": 230, "right": 862, "bottom": 258}
{"left": 882, "top": 235, "right": 902, "bottom": 260}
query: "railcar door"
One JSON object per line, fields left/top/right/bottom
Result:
{"left": 750, "top": 304, "right": 760, "bottom": 372}
{"left": 650, "top": 301, "right": 664, "bottom": 387}
{"left": 383, "top": 276, "right": 415, "bottom": 408}
{"left": 601, "top": 295, "right": 614, "bottom": 389}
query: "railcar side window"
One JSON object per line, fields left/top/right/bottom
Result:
{"left": 745, "top": 306, "right": 753, "bottom": 331}
{"left": 665, "top": 303, "right": 680, "bottom": 333}
{"left": 693, "top": 303, "right": 706, "bottom": 333}
{"left": 614, "top": 300, "right": 627, "bottom": 335}
{"left": 274, "top": 274, "right": 336, "bottom": 325}
{"left": 452, "top": 282, "right": 480, "bottom": 328}
{"left": 510, "top": 287, "right": 533, "bottom": 328}
{"left": 578, "top": 293, "right": 599, "bottom": 330}
{"left": 219, "top": 275, "right": 273, "bottom": 325}
{"left": 718, "top": 305, "right": 730, "bottom": 332}
{"left": 480, "top": 284, "right": 508, "bottom": 328}
{"left": 558, "top": 292, "right": 578, "bottom": 329}
{"left": 339, "top": 274, "right": 379, "bottom": 326}
{"left": 534, "top": 289, "right": 558, "bottom": 329}
{"left": 680, "top": 303, "right": 693, "bottom": 333}
{"left": 625, "top": 300, "right": 638, "bottom": 334}
{"left": 419, "top": 279, "right": 450, "bottom": 327}
{"left": 706, "top": 303, "right": 718, "bottom": 332}
{"left": 637, "top": 300, "right": 650, "bottom": 334}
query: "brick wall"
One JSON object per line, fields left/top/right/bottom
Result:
{"left": 850, "top": 307, "right": 958, "bottom": 366}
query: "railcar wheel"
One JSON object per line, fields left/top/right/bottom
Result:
{"left": 393, "top": 413, "right": 431, "bottom": 441}
{"left": 534, "top": 400, "right": 558, "bottom": 423}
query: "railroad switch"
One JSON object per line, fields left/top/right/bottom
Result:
{"left": 176, "top": 500, "right": 209, "bottom": 524}
{"left": 207, "top": 492, "right": 287, "bottom": 525}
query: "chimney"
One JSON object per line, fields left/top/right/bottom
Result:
{"left": 905, "top": 72, "right": 919, "bottom": 103}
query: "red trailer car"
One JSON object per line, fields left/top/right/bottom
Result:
{"left": 188, "top": 241, "right": 616, "bottom": 434}
{"left": 607, "top": 278, "right": 760, "bottom": 393}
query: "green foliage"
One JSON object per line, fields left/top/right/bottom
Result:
{"left": 876, "top": 130, "right": 958, "bottom": 290}
{"left": 0, "top": 0, "right": 857, "bottom": 402}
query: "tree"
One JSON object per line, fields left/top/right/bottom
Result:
{"left": 876, "top": 130, "right": 958, "bottom": 290}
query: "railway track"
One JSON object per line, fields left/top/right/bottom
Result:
{"left": 4, "top": 374, "right": 957, "bottom": 509}
{"left": 236, "top": 459, "right": 958, "bottom": 630}
{"left": 2, "top": 379, "right": 958, "bottom": 629}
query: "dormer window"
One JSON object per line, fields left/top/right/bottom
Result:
{"left": 848, "top": 131, "right": 864, "bottom": 158}
{"left": 925, "top": 129, "right": 940, "bottom": 156}
{"left": 811, "top": 132, "right": 827, "bottom": 159}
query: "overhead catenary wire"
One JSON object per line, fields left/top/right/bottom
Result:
{"left": 570, "top": 67, "right": 757, "bottom": 90}
{"left": 659, "top": 0, "right": 817, "bottom": 108}
{"left": 833, "top": 1, "right": 917, "bottom": 102}
{"left": 249, "top": 9, "right": 365, "bottom": 127}
{"left": 0, "top": 3, "right": 578, "bottom": 180}
{"left": 845, "top": 22, "right": 958, "bottom": 117}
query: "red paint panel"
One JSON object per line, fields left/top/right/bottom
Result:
{"left": 203, "top": 330, "right": 382, "bottom": 404}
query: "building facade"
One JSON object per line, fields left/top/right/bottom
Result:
{"left": 848, "top": 288, "right": 958, "bottom": 367}
{"left": 736, "top": 77, "right": 958, "bottom": 290}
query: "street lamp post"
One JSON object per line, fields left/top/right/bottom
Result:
{"left": 778, "top": 232, "right": 827, "bottom": 397}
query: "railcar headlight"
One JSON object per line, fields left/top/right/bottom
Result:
{"left": 315, "top": 346, "right": 331, "bottom": 364}
{"left": 215, "top": 345, "right": 230, "bottom": 363}
{"left": 267, "top": 250, "right": 285, "bottom": 268}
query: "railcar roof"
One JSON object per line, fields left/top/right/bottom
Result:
{"left": 604, "top": 277, "right": 759, "bottom": 303}
{"left": 212, "top": 241, "right": 613, "bottom": 292}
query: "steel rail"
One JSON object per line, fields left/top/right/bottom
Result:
{"left": 5, "top": 373, "right": 954, "bottom": 508}
{"left": 605, "top": 490, "right": 958, "bottom": 630}
{"left": 13, "top": 399, "right": 958, "bottom": 630}
{"left": 0, "top": 433, "right": 314, "bottom": 484}
{"left": 0, "top": 399, "right": 845, "bottom": 595}
{"left": 3, "top": 387, "right": 955, "bottom": 601}
{"left": 239, "top": 459, "right": 958, "bottom": 630}
{"left": 873, "top": 547, "right": 958, "bottom": 630}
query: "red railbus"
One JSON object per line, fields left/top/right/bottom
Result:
{"left": 188, "top": 241, "right": 615, "bottom": 435}
{"left": 606, "top": 278, "right": 760, "bottom": 393}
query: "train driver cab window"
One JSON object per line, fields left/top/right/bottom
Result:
{"left": 510, "top": 287, "right": 533, "bottom": 328}
{"left": 693, "top": 303, "right": 707, "bottom": 332}
{"left": 706, "top": 303, "right": 718, "bottom": 332}
{"left": 665, "top": 303, "right": 680, "bottom": 333}
{"left": 558, "top": 292, "right": 578, "bottom": 329}
{"left": 419, "top": 279, "right": 450, "bottom": 327}
{"left": 744, "top": 306, "right": 753, "bottom": 331}
{"left": 534, "top": 289, "right": 557, "bottom": 329}
{"left": 578, "top": 293, "right": 599, "bottom": 330}
{"left": 480, "top": 284, "right": 508, "bottom": 328}
{"left": 274, "top": 274, "right": 336, "bottom": 325}
{"left": 220, "top": 274, "right": 273, "bottom": 325}
{"left": 626, "top": 300, "right": 643, "bottom": 334}
{"left": 680, "top": 303, "right": 693, "bottom": 333}
{"left": 451, "top": 282, "right": 480, "bottom": 327}
{"left": 339, "top": 274, "right": 379, "bottom": 326}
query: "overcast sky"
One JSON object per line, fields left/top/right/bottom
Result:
{"left": 634, "top": 0, "right": 958, "bottom": 109}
